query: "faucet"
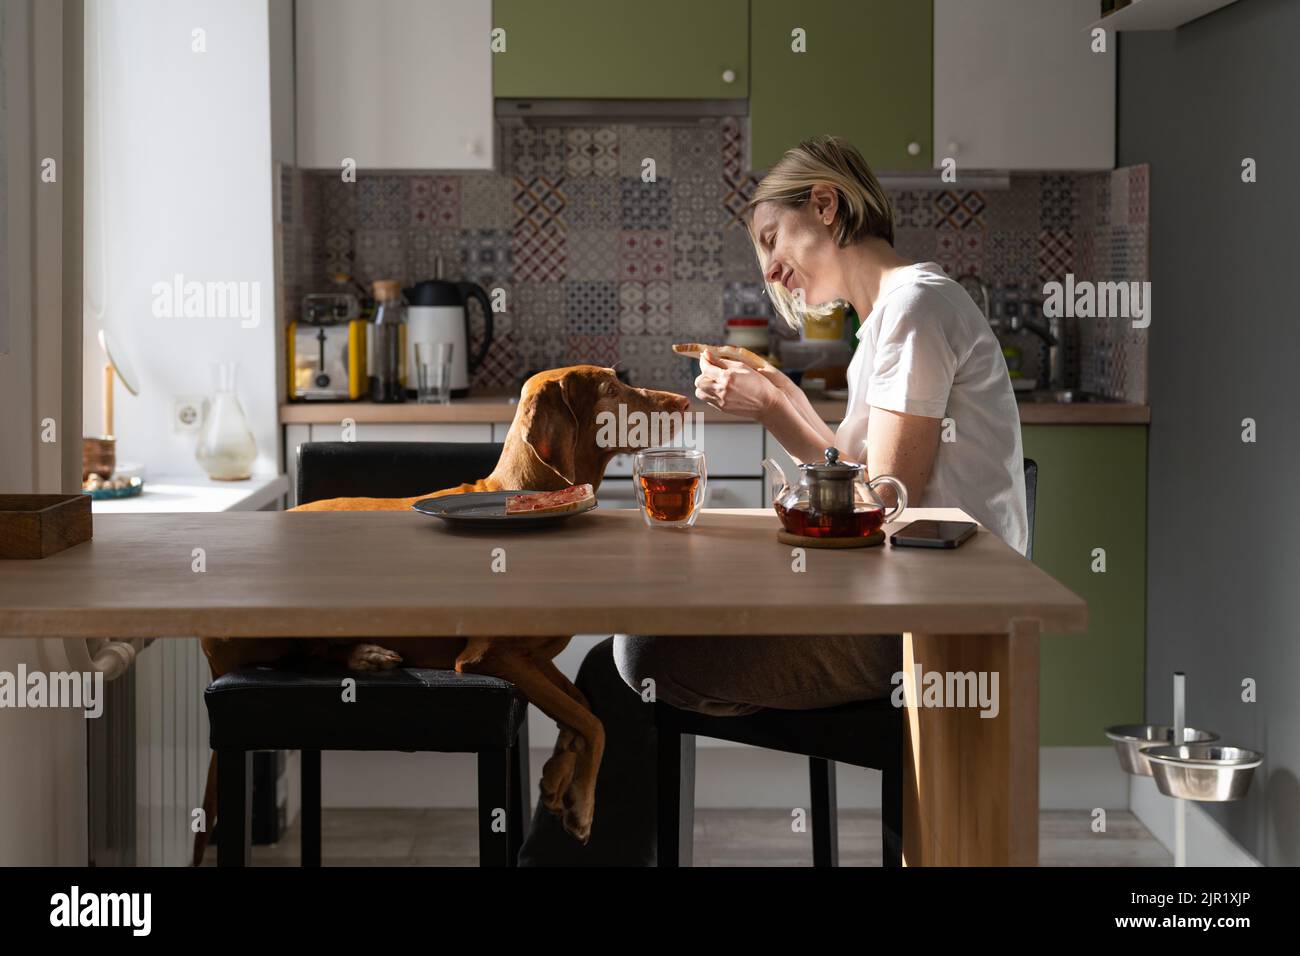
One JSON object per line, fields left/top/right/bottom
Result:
{"left": 1008, "top": 304, "right": 1067, "bottom": 390}
{"left": 973, "top": 279, "right": 1067, "bottom": 391}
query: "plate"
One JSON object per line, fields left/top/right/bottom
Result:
{"left": 82, "top": 476, "right": 145, "bottom": 500}
{"left": 412, "top": 490, "right": 597, "bottom": 527}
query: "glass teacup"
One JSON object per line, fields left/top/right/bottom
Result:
{"left": 633, "top": 448, "right": 707, "bottom": 528}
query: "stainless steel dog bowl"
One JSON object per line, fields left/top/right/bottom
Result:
{"left": 1104, "top": 724, "right": 1219, "bottom": 776}
{"left": 1144, "top": 745, "right": 1262, "bottom": 802}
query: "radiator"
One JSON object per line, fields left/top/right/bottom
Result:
{"left": 87, "top": 638, "right": 211, "bottom": 866}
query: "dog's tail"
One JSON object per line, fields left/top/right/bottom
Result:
{"left": 192, "top": 750, "right": 217, "bottom": 866}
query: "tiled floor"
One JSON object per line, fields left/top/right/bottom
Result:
{"left": 201, "top": 808, "right": 1170, "bottom": 867}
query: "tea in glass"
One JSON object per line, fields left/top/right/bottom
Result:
{"left": 633, "top": 448, "right": 706, "bottom": 528}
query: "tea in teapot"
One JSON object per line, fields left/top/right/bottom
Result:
{"left": 763, "top": 447, "right": 907, "bottom": 541}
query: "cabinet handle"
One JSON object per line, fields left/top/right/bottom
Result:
{"left": 721, "top": 69, "right": 736, "bottom": 84}
{"left": 946, "top": 140, "right": 960, "bottom": 156}
{"left": 464, "top": 138, "right": 480, "bottom": 156}
{"left": 906, "top": 142, "right": 921, "bottom": 157}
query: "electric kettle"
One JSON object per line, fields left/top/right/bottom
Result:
{"left": 404, "top": 274, "right": 494, "bottom": 398}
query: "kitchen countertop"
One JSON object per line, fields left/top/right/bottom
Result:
{"left": 280, "top": 394, "right": 1150, "bottom": 426}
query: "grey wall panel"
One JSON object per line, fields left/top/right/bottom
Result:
{"left": 1118, "top": 0, "right": 1300, "bottom": 865}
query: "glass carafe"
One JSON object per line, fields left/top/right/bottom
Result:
{"left": 195, "top": 362, "right": 257, "bottom": 480}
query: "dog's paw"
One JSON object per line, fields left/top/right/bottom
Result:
{"left": 558, "top": 776, "right": 595, "bottom": 844}
{"left": 540, "top": 750, "right": 577, "bottom": 813}
{"left": 346, "top": 643, "right": 403, "bottom": 671}
{"left": 562, "top": 805, "right": 592, "bottom": 845}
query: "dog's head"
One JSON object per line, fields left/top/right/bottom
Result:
{"left": 515, "top": 366, "right": 691, "bottom": 488}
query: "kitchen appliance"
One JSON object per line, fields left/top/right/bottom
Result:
{"left": 778, "top": 337, "right": 853, "bottom": 391}
{"left": 405, "top": 268, "right": 494, "bottom": 399}
{"left": 763, "top": 447, "right": 907, "bottom": 548}
{"left": 288, "top": 293, "right": 367, "bottom": 400}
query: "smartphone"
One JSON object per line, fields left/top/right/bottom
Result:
{"left": 890, "top": 519, "right": 978, "bottom": 549}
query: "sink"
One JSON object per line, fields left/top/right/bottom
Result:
{"left": 1015, "top": 389, "right": 1112, "bottom": 404}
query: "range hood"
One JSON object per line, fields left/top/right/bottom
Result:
{"left": 496, "top": 98, "right": 747, "bottom": 127}
{"left": 493, "top": 97, "right": 1012, "bottom": 187}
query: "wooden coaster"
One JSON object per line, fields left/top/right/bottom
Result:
{"left": 776, "top": 529, "right": 885, "bottom": 549}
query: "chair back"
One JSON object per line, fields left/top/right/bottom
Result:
{"left": 297, "top": 441, "right": 503, "bottom": 505}
{"left": 1023, "top": 457, "right": 1037, "bottom": 561}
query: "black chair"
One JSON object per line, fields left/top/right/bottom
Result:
{"left": 205, "top": 441, "right": 532, "bottom": 867}
{"left": 655, "top": 458, "right": 1038, "bottom": 867}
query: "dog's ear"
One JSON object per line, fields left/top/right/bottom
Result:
{"left": 520, "top": 378, "right": 578, "bottom": 486}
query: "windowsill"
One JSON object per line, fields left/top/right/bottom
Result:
{"left": 90, "top": 473, "right": 289, "bottom": 513}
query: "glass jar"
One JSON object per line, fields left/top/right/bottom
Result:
{"left": 725, "top": 316, "right": 771, "bottom": 355}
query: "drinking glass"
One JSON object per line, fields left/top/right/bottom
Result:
{"left": 415, "top": 341, "right": 454, "bottom": 404}
{"left": 633, "top": 448, "right": 707, "bottom": 528}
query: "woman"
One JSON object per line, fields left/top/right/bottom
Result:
{"left": 695, "top": 135, "right": 1027, "bottom": 551}
{"left": 518, "top": 136, "right": 1026, "bottom": 865}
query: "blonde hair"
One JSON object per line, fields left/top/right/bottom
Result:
{"left": 741, "top": 135, "right": 895, "bottom": 331}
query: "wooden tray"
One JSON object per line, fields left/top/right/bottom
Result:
{"left": 777, "top": 529, "right": 884, "bottom": 549}
{"left": 0, "top": 494, "right": 93, "bottom": 559}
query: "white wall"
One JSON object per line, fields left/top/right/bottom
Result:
{"left": 82, "top": 0, "right": 281, "bottom": 477}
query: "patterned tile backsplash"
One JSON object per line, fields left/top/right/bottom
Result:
{"left": 282, "top": 117, "right": 1148, "bottom": 403}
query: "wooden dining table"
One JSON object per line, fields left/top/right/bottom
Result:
{"left": 0, "top": 505, "right": 1085, "bottom": 865}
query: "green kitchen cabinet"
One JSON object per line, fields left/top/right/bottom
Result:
{"left": 493, "top": 0, "right": 749, "bottom": 99}
{"left": 1022, "top": 425, "right": 1147, "bottom": 746}
{"left": 750, "top": 0, "right": 933, "bottom": 172}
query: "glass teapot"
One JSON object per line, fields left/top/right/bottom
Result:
{"left": 762, "top": 447, "right": 908, "bottom": 539}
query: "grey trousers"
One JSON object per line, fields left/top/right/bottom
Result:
{"left": 516, "top": 632, "right": 901, "bottom": 866}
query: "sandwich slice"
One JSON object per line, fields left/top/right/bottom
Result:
{"left": 671, "top": 342, "right": 775, "bottom": 371}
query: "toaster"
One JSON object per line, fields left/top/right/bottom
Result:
{"left": 288, "top": 294, "right": 367, "bottom": 401}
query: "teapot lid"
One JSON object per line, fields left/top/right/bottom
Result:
{"left": 800, "top": 447, "right": 862, "bottom": 480}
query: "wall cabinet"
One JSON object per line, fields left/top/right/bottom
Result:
{"left": 294, "top": 0, "right": 1115, "bottom": 174}
{"left": 933, "top": 0, "right": 1115, "bottom": 170}
{"left": 750, "top": 0, "right": 933, "bottom": 172}
{"left": 492, "top": 0, "right": 749, "bottom": 99}
{"left": 296, "top": 0, "right": 494, "bottom": 170}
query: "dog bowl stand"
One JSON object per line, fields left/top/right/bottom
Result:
{"left": 1108, "top": 672, "right": 1263, "bottom": 867}
{"left": 1172, "top": 672, "right": 1186, "bottom": 867}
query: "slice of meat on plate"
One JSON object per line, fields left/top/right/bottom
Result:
{"left": 504, "top": 483, "right": 595, "bottom": 515}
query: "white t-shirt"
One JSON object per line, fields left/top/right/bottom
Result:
{"left": 833, "top": 262, "right": 1029, "bottom": 555}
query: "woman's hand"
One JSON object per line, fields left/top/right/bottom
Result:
{"left": 754, "top": 363, "right": 801, "bottom": 398}
{"left": 694, "top": 350, "right": 782, "bottom": 420}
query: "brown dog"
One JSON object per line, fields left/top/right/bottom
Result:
{"left": 194, "top": 366, "right": 691, "bottom": 864}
